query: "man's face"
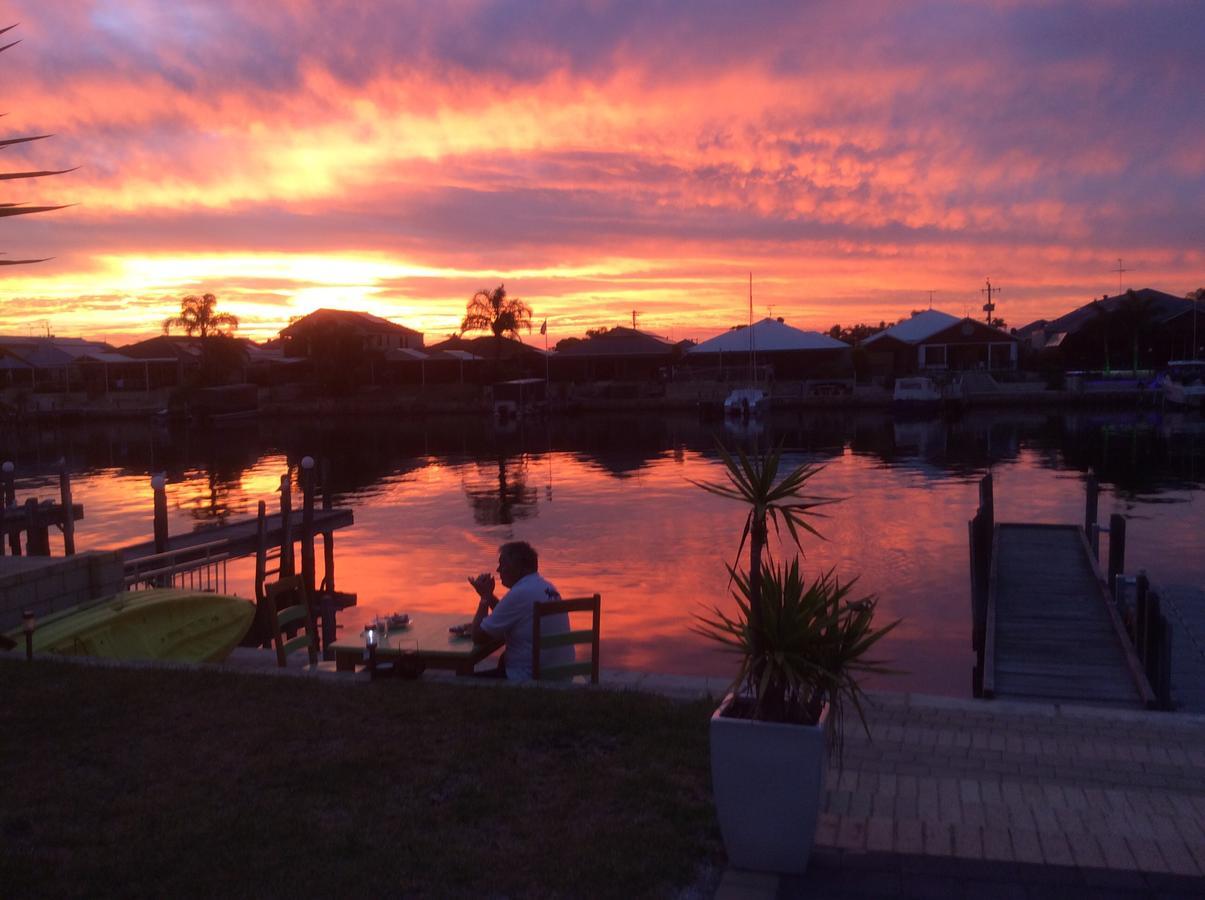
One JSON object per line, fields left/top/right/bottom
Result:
{"left": 496, "top": 552, "right": 521, "bottom": 588}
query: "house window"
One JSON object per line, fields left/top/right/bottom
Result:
{"left": 922, "top": 345, "right": 947, "bottom": 368}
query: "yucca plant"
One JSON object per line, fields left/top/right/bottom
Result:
{"left": 689, "top": 443, "right": 834, "bottom": 657}
{"left": 693, "top": 557, "right": 899, "bottom": 757}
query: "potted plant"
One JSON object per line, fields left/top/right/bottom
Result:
{"left": 691, "top": 444, "right": 899, "bottom": 873}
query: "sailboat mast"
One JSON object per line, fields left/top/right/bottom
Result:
{"left": 749, "top": 272, "right": 755, "bottom": 383}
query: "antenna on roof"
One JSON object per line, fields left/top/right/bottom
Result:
{"left": 927, "top": 290, "right": 935, "bottom": 310}
{"left": 1115, "top": 258, "right": 1128, "bottom": 295}
{"left": 630, "top": 309, "right": 640, "bottom": 329}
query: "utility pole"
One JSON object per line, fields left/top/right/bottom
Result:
{"left": 1115, "top": 258, "right": 1128, "bottom": 295}
{"left": 631, "top": 309, "right": 639, "bottom": 330}
{"left": 980, "top": 279, "right": 1001, "bottom": 327}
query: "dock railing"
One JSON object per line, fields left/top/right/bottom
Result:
{"left": 1113, "top": 571, "right": 1175, "bottom": 710}
{"left": 123, "top": 539, "right": 231, "bottom": 593}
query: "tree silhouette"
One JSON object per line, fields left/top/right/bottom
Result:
{"left": 162, "top": 293, "right": 239, "bottom": 338}
{"left": 459, "top": 284, "right": 533, "bottom": 339}
{"left": 1, "top": 25, "right": 74, "bottom": 267}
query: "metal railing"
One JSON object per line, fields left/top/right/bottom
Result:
{"left": 123, "top": 539, "right": 231, "bottom": 593}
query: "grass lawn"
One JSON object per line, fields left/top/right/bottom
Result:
{"left": 0, "top": 659, "right": 723, "bottom": 899}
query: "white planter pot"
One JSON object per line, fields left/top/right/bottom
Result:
{"left": 709, "top": 692, "right": 828, "bottom": 874}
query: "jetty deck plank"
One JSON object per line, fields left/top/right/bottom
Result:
{"left": 119, "top": 508, "right": 354, "bottom": 565}
{"left": 986, "top": 523, "right": 1150, "bottom": 709}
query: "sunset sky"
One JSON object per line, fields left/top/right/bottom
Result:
{"left": 1, "top": 1, "right": 1202, "bottom": 346}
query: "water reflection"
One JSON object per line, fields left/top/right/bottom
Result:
{"left": 3, "top": 408, "right": 1203, "bottom": 695}
{"left": 462, "top": 454, "right": 538, "bottom": 526}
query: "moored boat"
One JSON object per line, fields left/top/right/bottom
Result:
{"left": 8, "top": 589, "right": 255, "bottom": 664}
{"left": 1161, "top": 360, "right": 1205, "bottom": 409}
{"left": 723, "top": 387, "right": 769, "bottom": 418}
{"left": 892, "top": 376, "right": 942, "bottom": 413}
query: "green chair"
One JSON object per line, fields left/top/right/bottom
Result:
{"left": 265, "top": 575, "right": 319, "bottom": 668}
{"left": 532, "top": 594, "right": 600, "bottom": 684}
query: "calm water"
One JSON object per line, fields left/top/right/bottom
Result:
{"left": 5, "top": 408, "right": 1204, "bottom": 696}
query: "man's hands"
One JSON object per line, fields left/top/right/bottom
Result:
{"left": 468, "top": 572, "right": 496, "bottom": 598}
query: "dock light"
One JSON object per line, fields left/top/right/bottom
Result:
{"left": 301, "top": 456, "right": 314, "bottom": 470}
{"left": 151, "top": 473, "right": 166, "bottom": 490}
{"left": 365, "top": 625, "right": 377, "bottom": 648}
{"left": 21, "top": 609, "right": 35, "bottom": 662}
{"left": 2, "top": 461, "right": 13, "bottom": 473}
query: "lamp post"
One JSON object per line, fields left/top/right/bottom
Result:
{"left": 22, "top": 609, "right": 36, "bottom": 661}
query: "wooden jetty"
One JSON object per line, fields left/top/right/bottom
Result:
{"left": 969, "top": 472, "right": 1160, "bottom": 709}
{"left": 119, "top": 507, "right": 352, "bottom": 567}
{"left": 0, "top": 464, "right": 83, "bottom": 557}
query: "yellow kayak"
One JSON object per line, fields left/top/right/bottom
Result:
{"left": 9, "top": 589, "right": 255, "bottom": 664}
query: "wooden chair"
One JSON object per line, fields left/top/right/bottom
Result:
{"left": 532, "top": 594, "right": 601, "bottom": 684}
{"left": 265, "top": 575, "right": 319, "bottom": 668}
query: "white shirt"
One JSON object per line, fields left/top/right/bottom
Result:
{"left": 480, "top": 572, "right": 573, "bottom": 681}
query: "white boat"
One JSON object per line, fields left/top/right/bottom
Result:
{"left": 1162, "top": 361, "right": 1205, "bottom": 409}
{"left": 892, "top": 376, "right": 942, "bottom": 412}
{"left": 724, "top": 387, "right": 769, "bottom": 418}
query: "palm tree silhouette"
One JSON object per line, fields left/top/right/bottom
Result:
{"left": 162, "top": 293, "right": 240, "bottom": 338}
{"left": 460, "top": 284, "right": 533, "bottom": 339}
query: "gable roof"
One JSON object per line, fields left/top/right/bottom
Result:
{"left": 428, "top": 335, "right": 548, "bottom": 359}
{"left": 279, "top": 308, "right": 422, "bottom": 338}
{"left": 555, "top": 327, "right": 677, "bottom": 357}
{"left": 688, "top": 318, "right": 848, "bottom": 355}
{"left": 1033, "top": 288, "right": 1193, "bottom": 338}
{"left": 862, "top": 310, "right": 961, "bottom": 346}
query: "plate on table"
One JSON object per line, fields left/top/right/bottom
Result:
{"left": 449, "top": 623, "right": 473, "bottom": 639}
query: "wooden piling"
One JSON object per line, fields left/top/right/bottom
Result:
{"left": 25, "top": 498, "right": 50, "bottom": 556}
{"left": 321, "top": 457, "right": 335, "bottom": 592}
{"left": 300, "top": 457, "right": 316, "bottom": 597}
{"left": 2, "top": 461, "right": 13, "bottom": 556}
{"left": 1107, "top": 513, "right": 1126, "bottom": 599}
{"left": 152, "top": 476, "right": 169, "bottom": 556}
{"left": 979, "top": 472, "right": 994, "bottom": 526}
{"left": 1084, "top": 470, "right": 1099, "bottom": 557}
{"left": 59, "top": 467, "right": 75, "bottom": 556}
{"left": 279, "top": 474, "right": 295, "bottom": 577}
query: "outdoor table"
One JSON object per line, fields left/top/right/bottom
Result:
{"left": 330, "top": 611, "right": 502, "bottom": 676}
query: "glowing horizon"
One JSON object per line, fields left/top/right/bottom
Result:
{"left": 1, "top": 2, "right": 1201, "bottom": 347}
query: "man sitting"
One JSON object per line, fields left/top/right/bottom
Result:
{"left": 468, "top": 540, "right": 572, "bottom": 680}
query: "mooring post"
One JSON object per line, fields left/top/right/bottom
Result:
{"left": 320, "top": 457, "right": 335, "bottom": 592}
{"left": 1107, "top": 514, "right": 1126, "bottom": 600}
{"left": 1134, "top": 571, "right": 1149, "bottom": 658}
{"left": 26, "top": 497, "right": 50, "bottom": 556}
{"left": 1, "top": 461, "right": 14, "bottom": 556}
{"left": 1084, "top": 470, "right": 1099, "bottom": 558}
{"left": 151, "top": 473, "right": 169, "bottom": 556}
{"left": 59, "top": 464, "right": 76, "bottom": 556}
{"left": 300, "top": 456, "right": 316, "bottom": 598}
{"left": 279, "top": 473, "right": 295, "bottom": 577}
{"left": 979, "top": 472, "right": 994, "bottom": 530}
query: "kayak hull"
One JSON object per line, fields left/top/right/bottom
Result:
{"left": 13, "top": 589, "right": 255, "bottom": 664}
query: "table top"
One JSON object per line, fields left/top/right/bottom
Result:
{"left": 332, "top": 610, "right": 494, "bottom": 660}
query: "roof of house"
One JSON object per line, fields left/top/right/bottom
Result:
{"left": 555, "top": 327, "right": 677, "bottom": 357}
{"left": 862, "top": 310, "right": 962, "bottom": 346}
{"left": 1029, "top": 288, "right": 1193, "bottom": 338}
{"left": 428, "top": 335, "right": 548, "bottom": 358}
{"left": 384, "top": 347, "right": 482, "bottom": 362}
{"left": 279, "top": 308, "right": 422, "bottom": 338}
{"left": 688, "top": 318, "right": 848, "bottom": 355}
